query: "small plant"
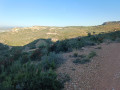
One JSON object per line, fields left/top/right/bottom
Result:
{"left": 73, "top": 58, "right": 90, "bottom": 64}
{"left": 93, "top": 32, "right": 96, "bottom": 35}
{"left": 78, "top": 54, "right": 86, "bottom": 58}
{"left": 30, "top": 49, "right": 42, "bottom": 60}
{"left": 71, "top": 68, "right": 76, "bottom": 71}
{"left": 73, "top": 53, "right": 78, "bottom": 57}
{"left": 51, "top": 40, "right": 69, "bottom": 53}
{"left": 57, "top": 73, "right": 70, "bottom": 83}
{"left": 41, "top": 52, "right": 64, "bottom": 70}
{"left": 41, "top": 60, "right": 56, "bottom": 70}
{"left": 90, "top": 35, "right": 104, "bottom": 43}
{"left": 30, "top": 45, "right": 36, "bottom": 49}
{"left": 95, "top": 47, "right": 101, "bottom": 49}
{"left": 21, "top": 52, "right": 29, "bottom": 64}
{"left": 88, "top": 32, "right": 92, "bottom": 37}
{"left": 12, "top": 49, "right": 22, "bottom": 60}
{"left": 88, "top": 51, "right": 97, "bottom": 59}
{"left": 69, "top": 55, "right": 72, "bottom": 57}
{"left": 73, "top": 51, "right": 97, "bottom": 65}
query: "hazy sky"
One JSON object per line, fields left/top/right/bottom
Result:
{"left": 0, "top": 0, "right": 120, "bottom": 26}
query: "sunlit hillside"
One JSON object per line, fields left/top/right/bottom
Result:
{"left": 0, "top": 21, "right": 120, "bottom": 46}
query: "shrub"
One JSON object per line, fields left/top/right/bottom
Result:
{"left": 69, "top": 39, "right": 85, "bottom": 49}
{"left": 88, "top": 51, "right": 97, "bottom": 59}
{"left": 30, "top": 49, "right": 42, "bottom": 61}
{"left": 13, "top": 50, "right": 22, "bottom": 60}
{"left": 90, "top": 34, "right": 104, "bottom": 43}
{"left": 21, "top": 52, "right": 29, "bottom": 64}
{"left": 73, "top": 53, "right": 78, "bottom": 57}
{"left": 87, "top": 32, "right": 92, "bottom": 37}
{"left": 30, "top": 45, "right": 36, "bottom": 49}
{"left": 78, "top": 54, "right": 86, "bottom": 58}
{"left": 73, "top": 58, "right": 90, "bottom": 64}
{"left": 73, "top": 51, "right": 97, "bottom": 64}
{"left": 0, "top": 57, "right": 14, "bottom": 73}
{"left": 0, "top": 43, "right": 9, "bottom": 50}
{"left": 95, "top": 47, "right": 102, "bottom": 49}
{"left": 41, "top": 59, "right": 56, "bottom": 70}
{"left": 84, "top": 41, "right": 95, "bottom": 46}
{"left": 56, "top": 41, "right": 69, "bottom": 52}
{"left": 108, "top": 31, "right": 120, "bottom": 41}
{"left": 0, "top": 61, "right": 63, "bottom": 90}
{"left": 41, "top": 52, "right": 64, "bottom": 70}
{"left": 57, "top": 73, "right": 70, "bottom": 83}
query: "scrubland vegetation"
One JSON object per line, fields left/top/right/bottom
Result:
{"left": 73, "top": 51, "right": 96, "bottom": 64}
{"left": 0, "top": 22, "right": 120, "bottom": 90}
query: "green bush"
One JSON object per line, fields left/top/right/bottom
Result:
{"left": 20, "top": 52, "right": 29, "bottom": 64}
{"left": 41, "top": 59, "right": 56, "bottom": 70}
{"left": 57, "top": 73, "right": 70, "bottom": 83}
{"left": 0, "top": 61, "right": 63, "bottom": 90}
{"left": 95, "top": 47, "right": 102, "bottom": 49}
{"left": 73, "top": 58, "right": 90, "bottom": 64}
{"left": 73, "top": 51, "right": 96, "bottom": 64}
{"left": 87, "top": 32, "right": 92, "bottom": 37}
{"left": 53, "top": 40, "right": 69, "bottom": 53}
{"left": 68, "top": 38, "right": 85, "bottom": 49}
{"left": 30, "top": 49, "right": 42, "bottom": 61}
{"left": 9, "top": 47, "right": 23, "bottom": 60}
{"left": 90, "top": 35, "right": 104, "bottom": 43}
{"left": 88, "top": 51, "right": 97, "bottom": 59}
{"left": 73, "top": 53, "right": 78, "bottom": 57}
{"left": 41, "top": 52, "right": 64, "bottom": 70}
{"left": 78, "top": 54, "right": 86, "bottom": 58}
{"left": 0, "top": 43, "right": 9, "bottom": 50}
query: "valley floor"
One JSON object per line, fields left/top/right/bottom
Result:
{"left": 57, "top": 42, "right": 120, "bottom": 90}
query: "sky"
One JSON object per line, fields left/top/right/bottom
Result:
{"left": 0, "top": 0, "right": 120, "bottom": 26}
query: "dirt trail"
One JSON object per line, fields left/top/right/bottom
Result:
{"left": 57, "top": 42, "right": 120, "bottom": 90}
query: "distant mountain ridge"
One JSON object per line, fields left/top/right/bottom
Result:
{"left": 11, "top": 21, "right": 120, "bottom": 31}
{"left": 1, "top": 21, "right": 120, "bottom": 32}
{"left": 102, "top": 21, "right": 120, "bottom": 25}
{"left": 0, "top": 26, "right": 13, "bottom": 32}
{"left": 0, "top": 26, "right": 13, "bottom": 29}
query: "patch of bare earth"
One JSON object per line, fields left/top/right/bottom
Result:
{"left": 56, "top": 42, "right": 120, "bottom": 90}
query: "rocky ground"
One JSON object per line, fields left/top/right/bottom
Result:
{"left": 57, "top": 42, "right": 120, "bottom": 90}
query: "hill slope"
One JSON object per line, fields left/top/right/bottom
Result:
{"left": 0, "top": 29, "right": 120, "bottom": 89}
{"left": 0, "top": 21, "right": 120, "bottom": 46}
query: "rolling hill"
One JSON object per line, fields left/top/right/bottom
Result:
{"left": 0, "top": 21, "right": 120, "bottom": 46}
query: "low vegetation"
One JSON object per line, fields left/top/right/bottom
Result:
{"left": 0, "top": 43, "right": 65, "bottom": 90}
{"left": 0, "top": 62, "right": 63, "bottom": 90}
{"left": 88, "top": 51, "right": 97, "bottom": 59}
{"left": 73, "top": 51, "right": 97, "bottom": 64}
{"left": 73, "top": 52, "right": 78, "bottom": 57}
{"left": 73, "top": 58, "right": 90, "bottom": 64}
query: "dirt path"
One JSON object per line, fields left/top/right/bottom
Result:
{"left": 57, "top": 42, "right": 120, "bottom": 90}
